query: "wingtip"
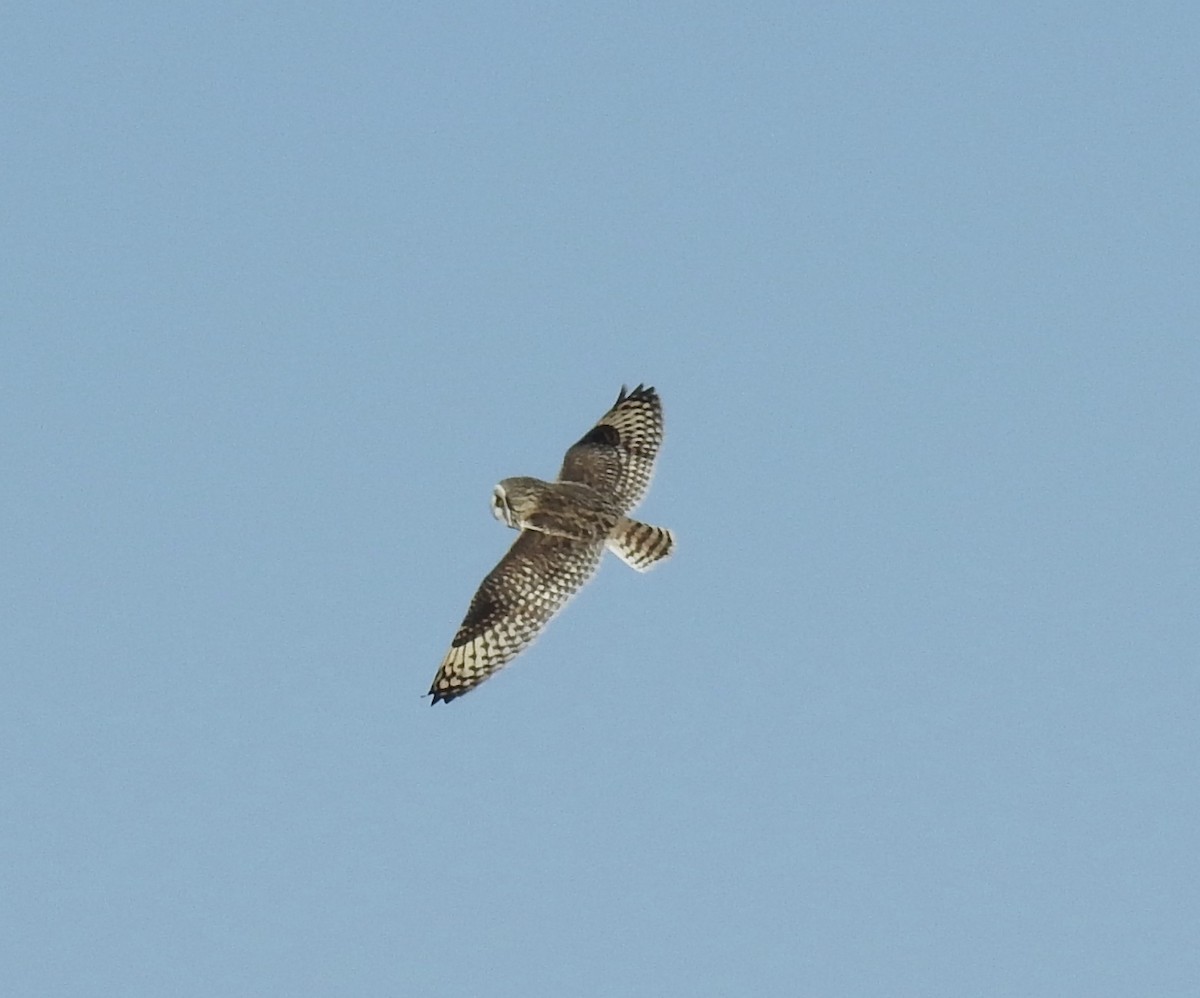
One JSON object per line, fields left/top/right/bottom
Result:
{"left": 429, "top": 684, "right": 467, "bottom": 705}
{"left": 617, "top": 382, "right": 656, "bottom": 404}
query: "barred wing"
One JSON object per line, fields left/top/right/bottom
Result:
{"left": 558, "top": 384, "right": 665, "bottom": 513}
{"left": 428, "top": 531, "right": 605, "bottom": 703}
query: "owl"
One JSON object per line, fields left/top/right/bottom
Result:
{"left": 428, "top": 384, "right": 675, "bottom": 703}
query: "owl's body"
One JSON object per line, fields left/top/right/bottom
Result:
{"left": 493, "top": 477, "right": 623, "bottom": 540}
{"left": 428, "top": 385, "right": 674, "bottom": 704}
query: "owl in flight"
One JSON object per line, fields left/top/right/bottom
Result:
{"left": 428, "top": 384, "right": 675, "bottom": 703}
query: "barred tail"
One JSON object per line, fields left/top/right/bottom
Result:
{"left": 607, "top": 517, "right": 676, "bottom": 572}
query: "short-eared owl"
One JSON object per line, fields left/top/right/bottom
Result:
{"left": 428, "top": 384, "right": 675, "bottom": 703}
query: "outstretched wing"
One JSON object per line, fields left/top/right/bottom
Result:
{"left": 428, "top": 530, "right": 605, "bottom": 704}
{"left": 558, "top": 384, "right": 665, "bottom": 512}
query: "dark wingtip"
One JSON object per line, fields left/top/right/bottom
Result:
{"left": 617, "top": 383, "right": 655, "bottom": 404}
{"left": 429, "top": 685, "right": 466, "bottom": 705}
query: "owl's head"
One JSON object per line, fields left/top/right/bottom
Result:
{"left": 492, "top": 477, "right": 544, "bottom": 530}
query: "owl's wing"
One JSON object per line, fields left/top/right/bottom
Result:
{"left": 429, "top": 530, "right": 605, "bottom": 703}
{"left": 558, "top": 384, "right": 664, "bottom": 512}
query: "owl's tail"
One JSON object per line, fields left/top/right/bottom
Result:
{"left": 607, "top": 517, "right": 676, "bottom": 572}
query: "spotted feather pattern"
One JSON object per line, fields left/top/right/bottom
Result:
{"left": 428, "top": 532, "right": 605, "bottom": 703}
{"left": 558, "top": 384, "right": 665, "bottom": 513}
{"left": 429, "top": 384, "right": 671, "bottom": 704}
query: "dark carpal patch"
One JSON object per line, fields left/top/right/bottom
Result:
{"left": 574, "top": 424, "right": 621, "bottom": 448}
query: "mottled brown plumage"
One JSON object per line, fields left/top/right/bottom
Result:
{"left": 428, "top": 385, "right": 675, "bottom": 704}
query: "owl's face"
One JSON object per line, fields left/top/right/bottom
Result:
{"left": 492, "top": 477, "right": 544, "bottom": 530}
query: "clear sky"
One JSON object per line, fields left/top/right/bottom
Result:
{"left": 4, "top": 3, "right": 1198, "bottom": 995}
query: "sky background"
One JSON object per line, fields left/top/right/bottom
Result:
{"left": 4, "top": 3, "right": 1198, "bottom": 995}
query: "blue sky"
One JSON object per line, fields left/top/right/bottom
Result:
{"left": 4, "top": 3, "right": 1198, "bottom": 995}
